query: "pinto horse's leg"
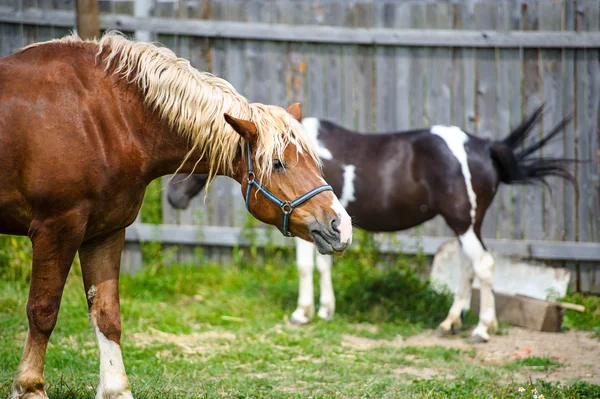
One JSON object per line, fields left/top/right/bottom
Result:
{"left": 460, "top": 226, "right": 497, "bottom": 342}
{"left": 437, "top": 248, "right": 474, "bottom": 335}
{"left": 79, "top": 230, "right": 133, "bottom": 399}
{"left": 12, "top": 219, "right": 83, "bottom": 399}
{"left": 290, "top": 238, "right": 316, "bottom": 325}
{"left": 316, "top": 254, "right": 335, "bottom": 321}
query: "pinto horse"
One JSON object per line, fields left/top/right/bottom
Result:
{"left": 168, "top": 108, "right": 574, "bottom": 343}
{"left": 0, "top": 32, "right": 352, "bottom": 399}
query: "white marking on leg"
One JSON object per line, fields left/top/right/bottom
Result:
{"left": 330, "top": 197, "right": 352, "bottom": 245}
{"left": 430, "top": 125, "right": 477, "bottom": 223}
{"left": 458, "top": 227, "right": 497, "bottom": 342}
{"left": 92, "top": 317, "right": 133, "bottom": 399}
{"left": 316, "top": 253, "right": 335, "bottom": 321}
{"left": 291, "top": 237, "right": 315, "bottom": 324}
{"left": 302, "top": 118, "right": 332, "bottom": 160}
{"left": 339, "top": 165, "right": 356, "bottom": 208}
{"left": 439, "top": 248, "right": 474, "bottom": 333}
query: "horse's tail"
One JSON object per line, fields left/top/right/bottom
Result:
{"left": 489, "top": 105, "right": 578, "bottom": 191}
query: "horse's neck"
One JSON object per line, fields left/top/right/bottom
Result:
{"left": 142, "top": 117, "right": 239, "bottom": 184}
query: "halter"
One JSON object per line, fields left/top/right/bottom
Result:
{"left": 245, "top": 141, "right": 333, "bottom": 237}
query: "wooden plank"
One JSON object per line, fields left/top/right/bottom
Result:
{"left": 352, "top": 2, "right": 374, "bottom": 132}
{"left": 340, "top": 3, "right": 354, "bottom": 129}
{"left": 5, "top": 7, "right": 600, "bottom": 48}
{"left": 475, "top": 2, "right": 499, "bottom": 240}
{"left": 497, "top": 0, "right": 522, "bottom": 240}
{"left": 540, "top": 2, "right": 565, "bottom": 242}
{"left": 576, "top": 0, "right": 600, "bottom": 293}
{"left": 578, "top": 0, "right": 600, "bottom": 245}
{"left": 427, "top": 3, "right": 453, "bottom": 237}
{"left": 409, "top": 3, "right": 426, "bottom": 130}
{"left": 407, "top": 2, "right": 436, "bottom": 237}
{"left": 267, "top": 0, "right": 286, "bottom": 106}
{"left": 392, "top": 3, "right": 411, "bottom": 131}
{"left": 355, "top": 44, "right": 374, "bottom": 132}
{"left": 455, "top": 2, "right": 477, "bottom": 134}
{"left": 374, "top": 2, "right": 396, "bottom": 132}
{"left": 521, "top": 1, "right": 544, "bottom": 241}
{"left": 471, "top": 289, "right": 565, "bottom": 332}
{"left": 123, "top": 224, "right": 600, "bottom": 262}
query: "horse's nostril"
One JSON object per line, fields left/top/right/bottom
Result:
{"left": 330, "top": 217, "right": 340, "bottom": 232}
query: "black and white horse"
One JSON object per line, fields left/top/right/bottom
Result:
{"left": 168, "top": 107, "right": 574, "bottom": 342}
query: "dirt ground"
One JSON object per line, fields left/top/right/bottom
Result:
{"left": 404, "top": 327, "right": 600, "bottom": 384}
{"left": 132, "top": 325, "right": 599, "bottom": 385}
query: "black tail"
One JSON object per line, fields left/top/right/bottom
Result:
{"left": 490, "top": 105, "right": 578, "bottom": 190}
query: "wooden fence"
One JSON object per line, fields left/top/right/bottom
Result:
{"left": 0, "top": 0, "right": 598, "bottom": 292}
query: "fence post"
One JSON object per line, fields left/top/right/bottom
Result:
{"left": 75, "top": 0, "right": 100, "bottom": 40}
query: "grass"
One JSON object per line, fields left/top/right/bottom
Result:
{"left": 505, "top": 356, "right": 563, "bottom": 372}
{"left": 561, "top": 293, "right": 600, "bottom": 339}
{"left": 1, "top": 257, "right": 599, "bottom": 399}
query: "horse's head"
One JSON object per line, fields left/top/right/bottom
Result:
{"left": 167, "top": 174, "right": 209, "bottom": 209}
{"left": 224, "top": 103, "right": 352, "bottom": 255}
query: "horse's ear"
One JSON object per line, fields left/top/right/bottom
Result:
{"left": 224, "top": 113, "right": 258, "bottom": 140}
{"left": 286, "top": 102, "right": 302, "bottom": 123}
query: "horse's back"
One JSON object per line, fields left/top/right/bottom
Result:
{"left": 0, "top": 42, "right": 148, "bottom": 236}
{"left": 315, "top": 121, "right": 498, "bottom": 231}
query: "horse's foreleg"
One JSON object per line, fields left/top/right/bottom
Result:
{"left": 437, "top": 247, "right": 474, "bottom": 335}
{"left": 459, "top": 227, "right": 497, "bottom": 342}
{"left": 316, "top": 254, "right": 334, "bottom": 321}
{"left": 79, "top": 230, "right": 133, "bottom": 399}
{"left": 12, "top": 219, "right": 83, "bottom": 399}
{"left": 290, "top": 238, "right": 315, "bottom": 325}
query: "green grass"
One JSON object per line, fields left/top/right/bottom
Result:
{"left": 1, "top": 257, "right": 599, "bottom": 399}
{"left": 561, "top": 293, "right": 600, "bottom": 339}
{"left": 505, "top": 356, "right": 563, "bottom": 372}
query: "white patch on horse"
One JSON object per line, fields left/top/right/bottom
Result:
{"left": 330, "top": 197, "right": 352, "bottom": 245}
{"left": 87, "top": 285, "right": 97, "bottom": 304}
{"left": 92, "top": 318, "right": 132, "bottom": 399}
{"left": 291, "top": 237, "right": 316, "bottom": 324}
{"left": 430, "top": 125, "right": 477, "bottom": 223}
{"left": 302, "top": 117, "right": 332, "bottom": 160}
{"left": 339, "top": 165, "right": 356, "bottom": 208}
{"left": 458, "top": 226, "right": 497, "bottom": 341}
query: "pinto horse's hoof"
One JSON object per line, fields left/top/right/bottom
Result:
{"left": 436, "top": 325, "right": 457, "bottom": 337}
{"left": 317, "top": 306, "right": 334, "bottom": 322}
{"left": 289, "top": 309, "right": 312, "bottom": 325}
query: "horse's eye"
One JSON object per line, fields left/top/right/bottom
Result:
{"left": 273, "top": 159, "right": 286, "bottom": 170}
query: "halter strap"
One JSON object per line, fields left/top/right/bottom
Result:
{"left": 245, "top": 141, "right": 332, "bottom": 237}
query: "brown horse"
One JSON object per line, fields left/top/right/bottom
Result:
{"left": 0, "top": 32, "right": 352, "bottom": 399}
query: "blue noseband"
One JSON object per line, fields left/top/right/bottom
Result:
{"left": 245, "top": 141, "right": 333, "bottom": 237}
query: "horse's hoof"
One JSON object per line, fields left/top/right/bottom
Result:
{"left": 436, "top": 324, "right": 457, "bottom": 336}
{"left": 11, "top": 391, "right": 48, "bottom": 399}
{"left": 317, "top": 307, "right": 334, "bottom": 322}
{"left": 96, "top": 391, "right": 134, "bottom": 399}
{"left": 289, "top": 311, "right": 311, "bottom": 325}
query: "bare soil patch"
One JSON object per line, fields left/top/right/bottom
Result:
{"left": 404, "top": 327, "right": 600, "bottom": 383}
{"left": 130, "top": 327, "right": 236, "bottom": 355}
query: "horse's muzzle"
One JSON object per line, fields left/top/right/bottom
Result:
{"left": 309, "top": 218, "right": 352, "bottom": 255}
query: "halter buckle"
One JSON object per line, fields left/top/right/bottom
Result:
{"left": 280, "top": 201, "right": 293, "bottom": 213}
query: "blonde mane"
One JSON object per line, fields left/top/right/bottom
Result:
{"left": 22, "top": 32, "right": 320, "bottom": 182}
